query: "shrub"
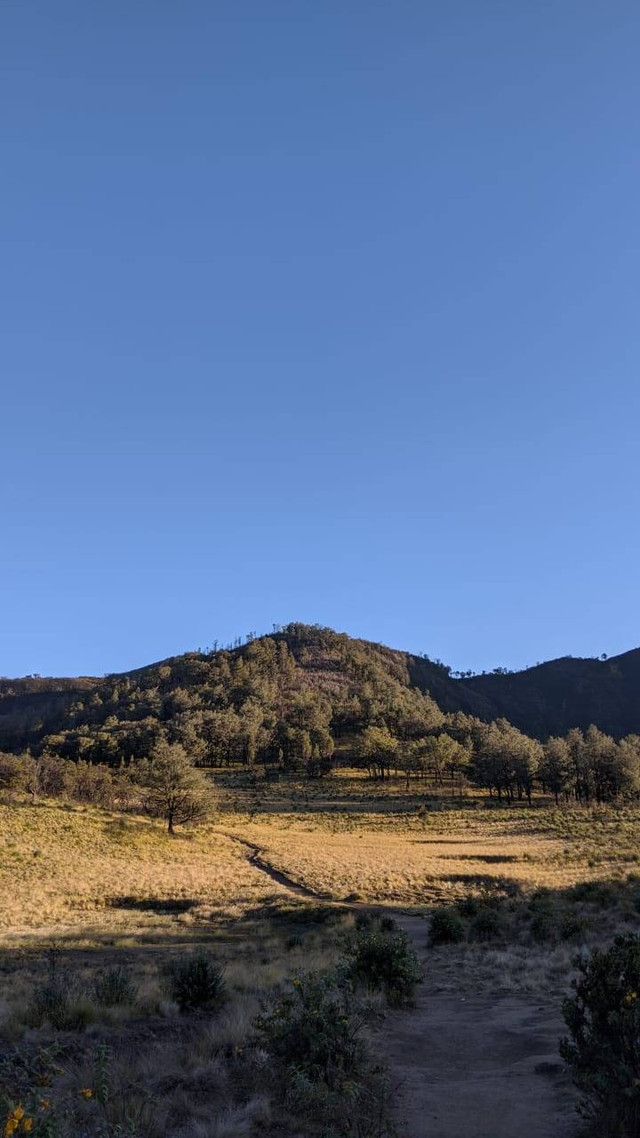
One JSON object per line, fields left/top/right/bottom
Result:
{"left": 470, "top": 906, "right": 502, "bottom": 942}
{"left": 568, "top": 881, "right": 617, "bottom": 908}
{"left": 559, "top": 912, "right": 585, "bottom": 941}
{"left": 162, "top": 951, "right": 226, "bottom": 1013}
{"left": 457, "top": 894, "right": 480, "bottom": 919}
{"left": 355, "top": 912, "right": 373, "bottom": 931}
{"left": 560, "top": 933, "right": 640, "bottom": 1137}
{"left": 344, "top": 928, "right": 422, "bottom": 1006}
{"left": 530, "top": 905, "right": 557, "bottom": 942}
{"left": 255, "top": 972, "right": 370, "bottom": 1090}
{"left": 92, "top": 965, "right": 138, "bottom": 1007}
{"left": 429, "top": 907, "right": 465, "bottom": 945}
{"left": 379, "top": 916, "right": 396, "bottom": 933}
{"left": 68, "top": 761, "right": 115, "bottom": 807}
{"left": 33, "top": 754, "right": 71, "bottom": 798}
{"left": 256, "top": 971, "right": 392, "bottom": 1136}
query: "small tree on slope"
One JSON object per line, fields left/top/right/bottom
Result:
{"left": 136, "top": 741, "right": 213, "bottom": 833}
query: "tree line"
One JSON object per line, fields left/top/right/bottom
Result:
{"left": 356, "top": 716, "right": 640, "bottom": 805}
{"left": 0, "top": 742, "right": 213, "bottom": 833}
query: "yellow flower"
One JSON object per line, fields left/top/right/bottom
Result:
{"left": 624, "top": 990, "right": 638, "bottom": 1006}
{"left": 39, "top": 1100, "right": 51, "bottom": 1111}
{"left": 21, "top": 1120, "right": 33, "bottom": 1133}
{"left": 80, "top": 1088, "right": 93, "bottom": 1100}
{"left": 4, "top": 1121, "right": 19, "bottom": 1137}
{"left": 11, "top": 1113, "right": 23, "bottom": 1124}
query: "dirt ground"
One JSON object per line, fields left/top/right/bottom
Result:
{"left": 387, "top": 914, "right": 578, "bottom": 1138}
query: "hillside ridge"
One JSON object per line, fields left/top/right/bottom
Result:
{"left": 1, "top": 625, "right": 639, "bottom": 748}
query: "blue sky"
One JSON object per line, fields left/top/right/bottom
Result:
{"left": 2, "top": 1, "right": 639, "bottom": 677}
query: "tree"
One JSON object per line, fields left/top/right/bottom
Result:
{"left": 540, "top": 736, "right": 571, "bottom": 803}
{"left": 135, "top": 742, "right": 213, "bottom": 833}
{"left": 617, "top": 735, "right": 640, "bottom": 798}
{"left": 355, "top": 726, "right": 398, "bottom": 780}
{"left": 0, "top": 752, "right": 34, "bottom": 796}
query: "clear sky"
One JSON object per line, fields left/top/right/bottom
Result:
{"left": 2, "top": 2, "right": 639, "bottom": 678}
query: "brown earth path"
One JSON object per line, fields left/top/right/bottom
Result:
{"left": 221, "top": 832, "right": 579, "bottom": 1138}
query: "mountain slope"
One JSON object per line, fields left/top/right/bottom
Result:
{"left": 458, "top": 649, "right": 640, "bottom": 738}
{"left": 1, "top": 626, "right": 639, "bottom": 754}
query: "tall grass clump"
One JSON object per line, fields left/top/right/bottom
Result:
{"left": 92, "top": 965, "right": 138, "bottom": 1007}
{"left": 25, "top": 950, "right": 94, "bottom": 1031}
{"left": 162, "top": 951, "right": 226, "bottom": 1013}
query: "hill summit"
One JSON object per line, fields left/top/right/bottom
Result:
{"left": 1, "top": 624, "right": 640, "bottom": 761}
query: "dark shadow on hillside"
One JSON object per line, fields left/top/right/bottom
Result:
{"left": 442, "top": 873, "right": 524, "bottom": 895}
{"left": 107, "top": 896, "right": 200, "bottom": 914}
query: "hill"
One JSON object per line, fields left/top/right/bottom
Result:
{"left": 457, "top": 649, "right": 640, "bottom": 738}
{"left": 1, "top": 625, "right": 639, "bottom": 760}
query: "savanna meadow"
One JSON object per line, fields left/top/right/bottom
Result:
{"left": 2, "top": 625, "right": 640, "bottom": 1137}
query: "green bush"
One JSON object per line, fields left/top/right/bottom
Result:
{"left": 560, "top": 933, "right": 640, "bottom": 1137}
{"left": 255, "top": 971, "right": 370, "bottom": 1091}
{"left": 429, "top": 907, "right": 465, "bottom": 946}
{"left": 344, "top": 928, "right": 422, "bottom": 1006}
{"left": 529, "top": 901, "right": 557, "bottom": 942}
{"left": 568, "top": 881, "right": 617, "bottom": 908}
{"left": 559, "top": 912, "right": 585, "bottom": 941}
{"left": 470, "top": 906, "right": 502, "bottom": 942}
{"left": 355, "top": 911, "right": 373, "bottom": 931}
{"left": 255, "top": 970, "right": 393, "bottom": 1136}
{"left": 92, "top": 965, "right": 138, "bottom": 1007}
{"left": 162, "top": 951, "right": 226, "bottom": 1013}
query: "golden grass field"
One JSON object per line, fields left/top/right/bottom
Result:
{"left": 0, "top": 801, "right": 281, "bottom": 944}
{"left": 2, "top": 771, "right": 640, "bottom": 1135}
{"left": 220, "top": 768, "right": 640, "bottom": 903}
{"left": 3, "top": 770, "right": 640, "bottom": 944}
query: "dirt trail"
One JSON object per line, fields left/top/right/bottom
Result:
{"left": 222, "top": 832, "right": 578, "bottom": 1138}
{"left": 221, "top": 832, "right": 329, "bottom": 899}
{"left": 385, "top": 913, "right": 577, "bottom": 1138}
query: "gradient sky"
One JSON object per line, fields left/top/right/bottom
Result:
{"left": 2, "top": 1, "right": 639, "bottom": 678}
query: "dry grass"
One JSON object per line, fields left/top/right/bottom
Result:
{"left": 3, "top": 774, "right": 640, "bottom": 1133}
{"left": 0, "top": 794, "right": 360, "bottom": 1136}
{"left": 0, "top": 799, "right": 288, "bottom": 945}
{"left": 217, "top": 768, "right": 640, "bottom": 906}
